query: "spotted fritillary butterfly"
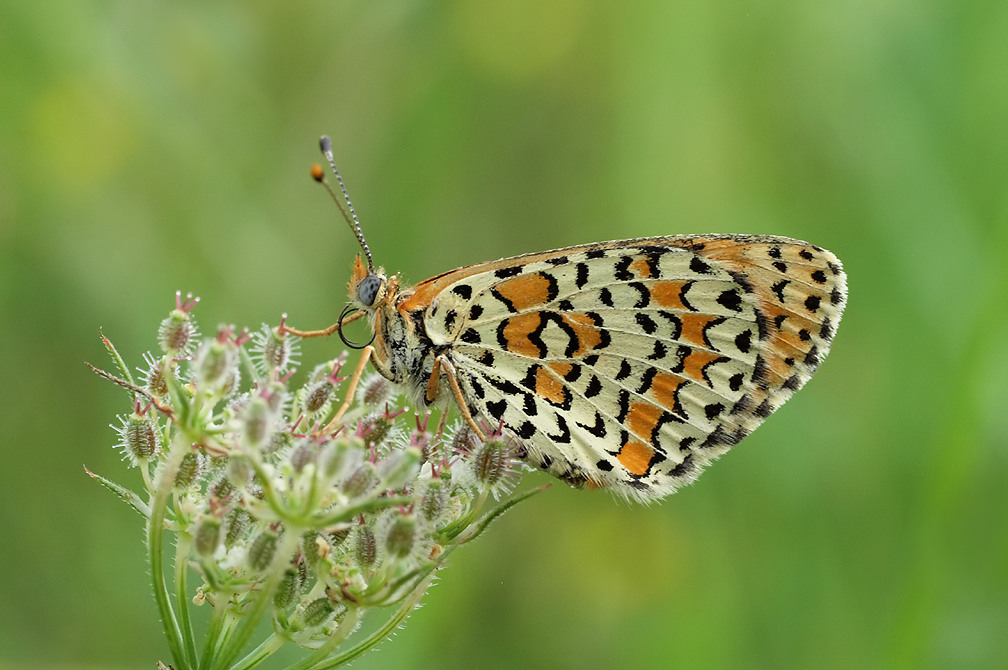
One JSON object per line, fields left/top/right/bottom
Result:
{"left": 307, "top": 137, "right": 847, "bottom": 503}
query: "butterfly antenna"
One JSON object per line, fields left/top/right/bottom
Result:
{"left": 314, "top": 135, "right": 374, "bottom": 271}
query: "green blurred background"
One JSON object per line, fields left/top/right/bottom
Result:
{"left": 2, "top": 1, "right": 1006, "bottom": 668}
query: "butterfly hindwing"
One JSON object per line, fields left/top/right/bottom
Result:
{"left": 409, "top": 235, "right": 845, "bottom": 502}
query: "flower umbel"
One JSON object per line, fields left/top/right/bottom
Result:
{"left": 88, "top": 295, "right": 539, "bottom": 669}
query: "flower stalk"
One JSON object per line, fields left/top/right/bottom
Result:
{"left": 89, "top": 294, "right": 537, "bottom": 669}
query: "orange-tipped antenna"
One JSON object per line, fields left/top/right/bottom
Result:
{"left": 313, "top": 135, "right": 374, "bottom": 271}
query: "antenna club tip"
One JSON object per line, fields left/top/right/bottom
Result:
{"left": 319, "top": 136, "right": 332, "bottom": 152}
{"left": 310, "top": 163, "right": 325, "bottom": 182}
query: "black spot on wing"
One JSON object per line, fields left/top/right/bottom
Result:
{"left": 575, "top": 262, "right": 589, "bottom": 289}
{"left": 486, "top": 399, "right": 506, "bottom": 420}
{"left": 820, "top": 318, "right": 833, "bottom": 340}
{"left": 443, "top": 309, "right": 457, "bottom": 331}
{"left": 547, "top": 415, "right": 571, "bottom": 444}
{"left": 561, "top": 364, "right": 582, "bottom": 382}
{"left": 729, "top": 373, "right": 744, "bottom": 392}
{"left": 637, "top": 366, "right": 658, "bottom": 394}
{"left": 690, "top": 256, "right": 713, "bottom": 275}
{"left": 577, "top": 412, "right": 607, "bottom": 438}
{"left": 616, "top": 389, "right": 630, "bottom": 423}
{"left": 831, "top": 287, "right": 843, "bottom": 305}
{"left": 614, "top": 256, "right": 633, "bottom": 281}
{"left": 469, "top": 305, "right": 484, "bottom": 321}
{"left": 717, "top": 289, "right": 743, "bottom": 312}
{"left": 635, "top": 313, "right": 658, "bottom": 334}
{"left": 494, "top": 266, "right": 522, "bottom": 279}
{"left": 451, "top": 285, "right": 472, "bottom": 300}
{"left": 735, "top": 329, "right": 752, "bottom": 353}
{"left": 679, "top": 281, "right": 697, "bottom": 311}
{"left": 669, "top": 454, "right": 695, "bottom": 478}
{"left": 805, "top": 345, "right": 820, "bottom": 367}
{"left": 657, "top": 311, "right": 683, "bottom": 340}
{"left": 701, "top": 316, "right": 727, "bottom": 349}
{"left": 772, "top": 280, "right": 789, "bottom": 303}
{"left": 629, "top": 281, "right": 649, "bottom": 308}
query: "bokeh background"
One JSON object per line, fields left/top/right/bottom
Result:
{"left": 2, "top": 1, "right": 1006, "bottom": 668}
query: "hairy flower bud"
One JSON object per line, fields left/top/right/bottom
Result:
{"left": 470, "top": 436, "right": 520, "bottom": 498}
{"left": 319, "top": 437, "right": 361, "bottom": 481}
{"left": 113, "top": 411, "right": 161, "bottom": 467}
{"left": 303, "top": 380, "right": 334, "bottom": 416}
{"left": 358, "top": 373, "right": 393, "bottom": 407}
{"left": 418, "top": 479, "right": 448, "bottom": 523}
{"left": 342, "top": 463, "right": 378, "bottom": 499}
{"left": 248, "top": 530, "right": 279, "bottom": 572}
{"left": 274, "top": 568, "right": 300, "bottom": 611}
{"left": 224, "top": 508, "right": 252, "bottom": 548}
{"left": 383, "top": 512, "right": 417, "bottom": 560}
{"left": 378, "top": 447, "right": 421, "bottom": 490}
{"left": 289, "top": 439, "right": 316, "bottom": 473}
{"left": 354, "top": 526, "right": 377, "bottom": 568}
{"left": 250, "top": 324, "right": 298, "bottom": 375}
{"left": 240, "top": 397, "right": 276, "bottom": 451}
{"left": 359, "top": 414, "right": 394, "bottom": 452}
{"left": 175, "top": 450, "right": 202, "bottom": 489}
{"left": 193, "top": 338, "right": 238, "bottom": 395}
{"left": 302, "top": 596, "right": 337, "bottom": 628}
{"left": 158, "top": 298, "right": 199, "bottom": 356}
{"left": 194, "top": 517, "right": 221, "bottom": 557}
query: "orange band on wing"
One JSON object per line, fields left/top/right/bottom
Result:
{"left": 617, "top": 439, "right": 655, "bottom": 476}
{"left": 650, "top": 281, "right": 691, "bottom": 310}
{"left": 493, "top": 272, "right": 555, "bottom": 312}
{"left": 501, "top": 312, "right": 543, "bottom": 358}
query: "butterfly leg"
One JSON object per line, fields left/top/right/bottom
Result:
{"left": 321, "top": 345, "right": 393, "bottom": 434}
{"left": 281, "top": 310, "right": 366, "bottom": 339}
{"left": 426, "top": 355, "right": 486, "bottom": 442}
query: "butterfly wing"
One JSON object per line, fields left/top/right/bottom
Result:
{"left": 412, "top": 235, "right": 846, "bottom": 502}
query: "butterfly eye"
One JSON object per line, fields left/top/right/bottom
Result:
{"left": 358, "top": 274, "right": 382, "bottom": 307}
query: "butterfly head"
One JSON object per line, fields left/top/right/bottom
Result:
{"left": 347, "top": 254, "right": 397, "bottom": 312}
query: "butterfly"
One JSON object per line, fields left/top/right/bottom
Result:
{"left": 302, "top": 137, "right": 847, "bottom": 503}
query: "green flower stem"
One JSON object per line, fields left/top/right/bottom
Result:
{"left": 212, "top": 529, "right": 301, "bottom": 670}
{"left": 230, "top": 631, "right": 286, "bottom": 670}
{"left": 312, "top": 571, "right": 437, "bottom": 670}
{"left": 197, "top": 594, "right": 231, "bottom": 670}
{"left": 174, "top": 532, "right": 198, "bottom": 667}
{"left": 149, "top": 431, "right": 197, "bottom": 669}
